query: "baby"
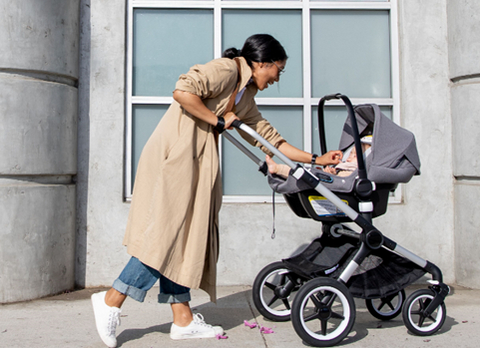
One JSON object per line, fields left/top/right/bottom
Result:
{"left": 267, "top": 140, "right": 371, "bottom": 179}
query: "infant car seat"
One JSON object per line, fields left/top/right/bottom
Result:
{"left": 268, "top": 103, "right": 421, "bottom": 222}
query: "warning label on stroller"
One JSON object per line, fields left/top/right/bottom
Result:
{"left": 308, "top": 196, "right": 348, "bottom": 216}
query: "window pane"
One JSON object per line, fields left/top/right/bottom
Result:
{"left": 222, "top": 106, "right": 303, "bottom": 195}
{"left": 133, "top": 9, "right": 214, "bottom": 96}
{"left": 311, "top": 10, "right": 391, "bottom": 98}
{"left": 131, "top": 105, "right": 168, "bottom": 187}
{"left": 312, "top": 106, "right": 392, "bottom": 154}
{"left": 222, "top": 10, "right": 302, "bottom": 98}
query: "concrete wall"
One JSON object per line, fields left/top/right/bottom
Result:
{"left": 79, "top": 0, "right": 463, "bottom": 290}
{"left": 374, "top": 1, "right": 455, "bottom": 283}
{"left": 0, "top": 0, "right": 79, "bottom": 302}
{"left": 76, "top": 0, "right": 131, "bottom": 287}
{"left": 448, "top": 0, "right": 480, "bottom": 288}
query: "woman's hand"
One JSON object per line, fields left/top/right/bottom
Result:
{"left": 316, "top": 150, "right": 343, "bottom": 166}
{"left": 224, "top": 111, "right": 240, "bottom": 130}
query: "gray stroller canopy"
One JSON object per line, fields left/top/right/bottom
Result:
{"left": 269, "top": 104, "right": 421, "bottom": 194}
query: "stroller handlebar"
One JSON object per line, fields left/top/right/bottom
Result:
{"left": 231, "top": 120, "right": 297, "bottom": 170}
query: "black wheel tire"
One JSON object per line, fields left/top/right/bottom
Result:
{"left": 365, "top": 289, "right": 405, "bottom": 321}
{"left": 291, "top": 277, "right": 356, "bottom": 347}
{"left": 402, "top": 288, "right": 446, "bottom": 336}
{"left": 252, "top": 261, "right": 303, "bottom": 322}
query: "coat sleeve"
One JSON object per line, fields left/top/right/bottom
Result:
{"left": 174, "top": 59, "right": 237, "bottom": 100}
{"left": 237, "top": 96, "right": 286, "bottom": 157}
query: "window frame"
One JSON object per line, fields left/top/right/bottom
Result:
{"left": 125, "top": 0, "right": 400, "bottom": 203}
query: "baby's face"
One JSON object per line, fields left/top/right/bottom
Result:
{"left": 346, "top": 144, "right": 371, "bottom": 163}
{"left": 346, "top": 148, "right": 357, "bottom": 163}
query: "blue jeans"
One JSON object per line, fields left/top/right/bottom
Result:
{"left": 112, "top": 257, "right": 191, "bottom": 304}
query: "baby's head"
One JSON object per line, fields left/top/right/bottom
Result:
{"left": 345, "top": 143, "right": 371, "bottom": 163}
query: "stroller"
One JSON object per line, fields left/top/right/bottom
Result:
{"left": 225, "top": 94, "right": 450, "bottom": 347}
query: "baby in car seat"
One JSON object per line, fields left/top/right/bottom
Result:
{"left": 267, "top": 136, "right": 372, "bottom": 179}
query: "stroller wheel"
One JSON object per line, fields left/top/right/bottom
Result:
{"left": 402, "top": 289, "right": 446, "bottom": 336}
{"left": 365, "top": 289, "right": 405, "bottom": 320}
{"left": 252, "top": 261, "right": 304, "bottom": 322}
{"left": 291, "top": 278, "right": 355, "bottom": 347}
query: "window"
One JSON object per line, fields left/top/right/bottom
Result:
{"left": 126, "top": 0, "right": 399, "bottom": 202}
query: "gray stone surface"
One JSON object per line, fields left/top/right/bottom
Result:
{"left": 447, "top": 0, "right": 480, "bottom": 79}
{"left": 448, "top": 0, "right": 480, "bottom": 288}
{"left": 0, "top": 0, "right": 79, "bottom": 302}
{"left": 0, "top": 0, "right": 79, "bottom": 78}
{"left": 0, "top": 77, "right": 77, "bottom": 175}
{"left": 0, "top": 184, "right": 76, "bottom": 303}
{"left": 454, "top": 182, "right": 480, "bottom": 289}
{"left": 451, "top": 82, "right": 480, "bottom": 177}
{"left": 0, "top": 285, "right": 479, "bottom": 348}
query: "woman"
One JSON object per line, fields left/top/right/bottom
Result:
{"left": 91, "top": 34, "right": 342, "bottom": 347}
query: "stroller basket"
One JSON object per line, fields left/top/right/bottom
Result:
{"left": 282, "top": 234, "right": 426, "bottom": 300}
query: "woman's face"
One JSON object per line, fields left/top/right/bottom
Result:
{"left": 251, "top": 60, "right": 286, "bottom": 91}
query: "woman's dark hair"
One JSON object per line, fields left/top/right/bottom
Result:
{"left": 223, "top": 34, "right": 288, "bottom": 66}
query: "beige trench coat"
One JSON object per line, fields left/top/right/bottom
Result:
{"left": 123, "top": 57, "right": 285, "bottom": 301}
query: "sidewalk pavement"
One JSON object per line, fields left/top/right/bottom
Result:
{"left": 0, "top": 285, "right": 479, "bottom": 348}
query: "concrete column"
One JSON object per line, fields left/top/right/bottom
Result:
{"left": 0, "top": 0, "right": 79, "bottom": 302}
{"left": 448, "top": 0, "right": 480, "bottom": 288}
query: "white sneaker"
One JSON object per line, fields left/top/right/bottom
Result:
{"left": 91, "top": 291, "right": 121, "bottom": 347}
{"left": 170, "top": 313, "right": 224, "bottom": 340}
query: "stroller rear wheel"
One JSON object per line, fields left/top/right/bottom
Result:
{"left": 252, "top": 261, "right": 304, "bottom": 321}
{"left": 365, "top": 289, "right": 405, "bottom": 320}
{"left": 291, "top": 277, "right": 355, "bottom": 347}
{"left": 402, "top": 289, "right": 446, "bottom": 336}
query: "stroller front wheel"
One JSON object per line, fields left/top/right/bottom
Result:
{"left": 252, "top": 261, "right": 304, "bottom": 322}
{"left": 291, "top": 277, "right": 355, "bottom": 347}
{"left": 365, "top": 289, "right": 405, "bottom": 321}
{"left": 402, "top": 288, "right": 446, "bottom": 336}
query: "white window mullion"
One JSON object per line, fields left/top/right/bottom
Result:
{"left": 309, "top": 1, "right": 391, "bottom": 10}
{"left": 390, "top": 0, "right": 400, "bottom": 125}
{"left": 131, "top": 1, "right": 215, "bottom": 9}
{"left": 255, "top": 97, "right": 304, "bottom": 106}
{"left": 303, "top": 1, "right": 313, "bottom": 154}
{"left": 214, "top": 0, "right": 222, "bottom": 58}
{"left": 125, "top": 0, "right": 135, "bottom": 198}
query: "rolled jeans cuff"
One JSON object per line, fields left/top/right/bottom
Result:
{"left": 158, "top": 291, "right": 191, "bottom": 304}
{"left": 112, "top": 278, "right": 147, "bottom": 302}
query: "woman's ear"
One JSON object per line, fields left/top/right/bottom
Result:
{"left": 252, "top": 61, "right": 268, "bottom": 70}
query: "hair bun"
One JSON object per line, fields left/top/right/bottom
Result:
{"left": 222, "top": 47, "right": 240, "bottom": 59}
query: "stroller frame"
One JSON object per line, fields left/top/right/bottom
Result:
{"left": 226, "top": 94, "right": 450, "bottom": 346}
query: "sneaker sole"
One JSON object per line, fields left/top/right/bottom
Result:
{"left": 170, "top": 332, "right": 219, "bottom": 340}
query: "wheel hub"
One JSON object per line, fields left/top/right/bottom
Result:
{"left": 317, "top": 305, "right": 331, "bottom": 320}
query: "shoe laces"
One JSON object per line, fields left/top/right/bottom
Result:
{"left": 107, "top": 309, "right": 121, "bottom": 335}
{"left": 192, "top": 313, "right": 212, "bottom": 328}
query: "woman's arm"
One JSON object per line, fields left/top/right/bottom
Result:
{"left": 277, "top": 141, "right": 342, "bottom": 166}
{"left": 173, "top": 90, "right": 239, "bottom": 129}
